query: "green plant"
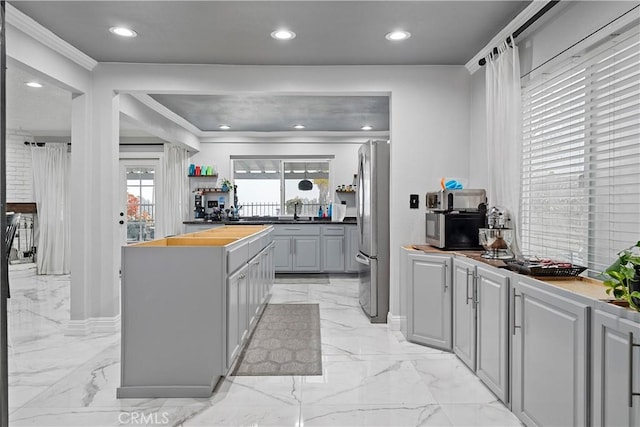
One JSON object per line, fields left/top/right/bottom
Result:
{"left": 219, "top": 177, "right": 232, "bottom": 189}
{"left": 603, "top": 241, "right": 640, "bottom": 311}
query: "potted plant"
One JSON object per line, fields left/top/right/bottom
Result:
{"left": 602, "top": 241, "right": 640, "bottom": 311}
{"left": 219, "top": 177, "right": 232, "bottom": 192}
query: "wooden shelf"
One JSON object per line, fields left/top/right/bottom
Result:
{"left": 336, "top": 190, "right": 356, "bottom": 194}
{"left": 194, "top": 188, "right": 229, "bottom": 194}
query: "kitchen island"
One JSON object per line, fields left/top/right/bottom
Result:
{"left": 117, "top": 225, "right": 274, "bottom": 399}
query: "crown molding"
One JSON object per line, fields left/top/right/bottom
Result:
{"left": 465, "top": 1, "right": 554, "bottom": 75}
{"left": 6, "top": 3, "right": 98, "bottom": 71}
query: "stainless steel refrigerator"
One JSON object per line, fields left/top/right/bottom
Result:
{"left": 355, "top": 140, "right": 390, "bottom": 323}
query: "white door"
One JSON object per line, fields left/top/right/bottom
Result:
{"left": 119, "top": 159, "right": 161, "bottom": 246}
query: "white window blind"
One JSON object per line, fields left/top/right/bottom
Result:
{"left": 521, "top": 23, "right": 640, "bottom": 274}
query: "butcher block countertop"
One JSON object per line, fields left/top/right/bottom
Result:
{"left": 406, "top": 244, "right": 612, "bottom": 303}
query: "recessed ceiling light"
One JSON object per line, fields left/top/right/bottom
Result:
{"left": 218, "top": 124, "right": 231, "bottom": 130}
{"left": 361, "top": 125, "right": 373, "bottom": 131}
{"left": 293, "top": 124, "right": 306, "bottom": 129}
{"left": 25, "top": 81, "right": 43, "bottom": 88}
{"left": 385, "top": 30, "right": 411, "bottom": 41}
{"left": 271, "top": 29, "right": 296, "bottom": 41}
{"left": 109, "top": 26, "right": 137, "bottom": 38}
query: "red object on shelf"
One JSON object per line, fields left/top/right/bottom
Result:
{"left": 195, "top": 166, "right": 201, "bottom": 176}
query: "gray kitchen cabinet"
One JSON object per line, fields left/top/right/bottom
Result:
{"left": 345, "top": 225, "right": 362, "bottom": 273}
{"left": 453, "top": 257, "right": 509, "bottom": 404}
{"left": 405, "top": 249, "right": 452, "bottom": 351}
{"left": 475, "top": 263, "right": 509, "bottom": 404}
{"left": 592, "top": 308, "right": 640, "bottom": 427}
{"left": 292, "top": 236, "right": 321, "bottom": 271}
{"left": 322, "top": 225, "right": 345, "bottom": 272}
{"left": 227, "top": 263, "right": 249, "bottom": 364}
{"left": 511, "top": 275, "right": 589, "bottom": 427}
{"left": 273, "top": 236, "right": 293, "bottom": 271}
{"left": 273, "top": 225, "right": 321, "bottom": 272}
{"left": 453, "top": 258, "right": 476, "bottom": 369}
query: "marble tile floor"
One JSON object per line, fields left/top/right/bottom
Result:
{"left": 6, "top": 266, "right": 522, "bottom": 427}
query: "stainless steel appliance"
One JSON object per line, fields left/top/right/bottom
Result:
{"left": 479, "top": 206, "right": 515, "bottom": 259}
{"left": 426, "top": 189, "right": 487, "bottom": 212}
{"left": 355, "top": 140, "right": 390, "bottom": 323}
{"left": 425, "top": 211, "right": 486, "bottom": 250}
{"left": 425, "top": 189, "right": 487, "bottom": 250}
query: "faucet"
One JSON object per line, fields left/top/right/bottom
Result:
{"left": 293, "top": 202, "right": 299, "bottom": 220}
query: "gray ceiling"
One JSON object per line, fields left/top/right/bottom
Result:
{"left": 11, "top": 1, "right": 530, "bottom": 66}
{"left": 150, "top": 94, "right": 390, "bottom": 132}
{"left": 7, "top": 0, "right": 531, "bottom": 137}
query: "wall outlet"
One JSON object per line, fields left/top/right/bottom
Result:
{"left": 410, "top": 194, "right": 419, "bottom": 209}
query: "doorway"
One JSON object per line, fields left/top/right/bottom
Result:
{"left": 119, "top": 159, "right": 162, "bottom": 246}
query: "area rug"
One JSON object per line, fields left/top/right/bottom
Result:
{"left": 274, "top": 274, "right": 330, "bottom": 284}
{"left": 232, "top": 304, "right": 322, "bottom": 376}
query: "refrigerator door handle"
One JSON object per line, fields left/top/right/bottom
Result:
{"left": 355, "top": 252, "right": 370, "bottom": 266}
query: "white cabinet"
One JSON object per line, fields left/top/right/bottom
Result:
{"left": 452, "top": 257, "right": 509, "bottom": 404}
{"left": 511, "top": 275, "right": 589, "bottom": 427}
{"left": 592, "top": 308, "right": 640, "bottom": 426}
{"left": 345, "top": 224, "right": 362, "bottom": 273}
{"left": 404, "top": 249, "right": 452, "bottom": 351}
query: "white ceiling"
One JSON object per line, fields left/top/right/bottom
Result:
{"left": 6, "top": 0, "right": 531, "bottom": 139}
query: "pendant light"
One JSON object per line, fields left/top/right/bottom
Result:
{"left": 298, "top": 164, "right": 313, "bottom": 191}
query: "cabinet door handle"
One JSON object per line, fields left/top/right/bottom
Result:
{"left": 465, "top": 269, "right": 474, "bottom": 305}
{"left": 442, "top": 264, "right": 448, "bottom": 293}
{"left": 512, "top": 291, "right": 521, "bottom": 335}
{"left": 630, "top": 332, "right": 640, "bottom": 407}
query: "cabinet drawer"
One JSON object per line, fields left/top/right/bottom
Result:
{"left": 227, "top": 241, "right": 249, "bottom": 274}
{"left": 248, "top": 236, "right": 262, "bottom": 259}
{"left": 273, "top": 225, "right": 321, "bottom": 236}
{"left": 322, "top": 225, "right": 345, "bottom": 236}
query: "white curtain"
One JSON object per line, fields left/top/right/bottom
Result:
{"left": 485, "top": 36, "right": 523, "bottom": 254}
{"left": 31, "top": 144, "right": 70, "bottom": 274}
{"left": 161, "top": 144, "right": 189, "bottom": 236}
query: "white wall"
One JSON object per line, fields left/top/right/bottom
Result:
{"left": 6, "top": 130, "right": 35, "bottom": 203}
{"left": 191, "top": 142, "right": 361, "bottom": 216}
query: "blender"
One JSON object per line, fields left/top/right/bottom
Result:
{"left": 478, "top": 206, "right": 514, "bottom": 259}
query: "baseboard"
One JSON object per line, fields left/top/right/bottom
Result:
{"left": 117, "top": 384, "right": 213, "bottom": 399}
{"left": 387, "top": 313, "right": 406, "bottom": 332}
{"left": 66, "top": 314, "right": 121, "bottom": 336}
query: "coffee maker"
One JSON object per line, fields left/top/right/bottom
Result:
{"left": 478, "top": 206, "right": 514, "bottom": 259}
{"left": 194, "top": 194, "right": 205, "bottom": 219}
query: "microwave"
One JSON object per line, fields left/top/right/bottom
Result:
{"left": 426, "top": 211, "right": 486, "bottom": 250}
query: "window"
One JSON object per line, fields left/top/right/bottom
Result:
{"left": 233, "top": 157, "right": 331, "bottom": 217}
{"left": 126, "top": 167, "right": 156, "bottom": 243}
{"left": 520, "top": 23, "right": 640, "bottom": 274}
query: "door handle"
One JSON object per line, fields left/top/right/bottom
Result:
{"left": 512, "top": 291, "right": 521, "bottom": 335}
{"left": 355, "top": 252, "right": 369, "bottom": 266}
{"left": 630, "top": 332, "right": 640, "bottom": 407}
{"left": 465, "top": 269, "right": 474, "bottom": 305}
